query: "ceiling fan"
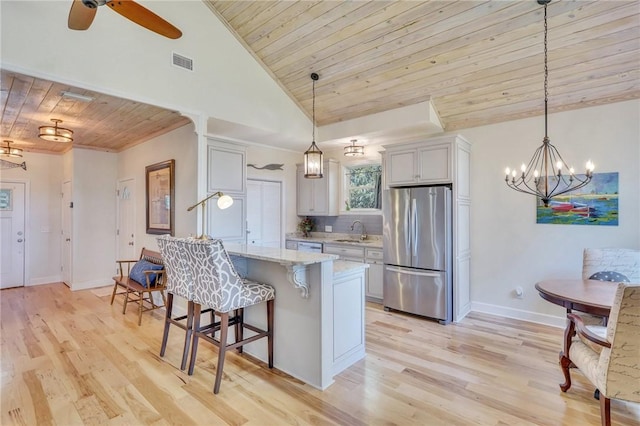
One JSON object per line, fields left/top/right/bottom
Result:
{"left": 68, "top": 0, "right": 182, "bottom": 39}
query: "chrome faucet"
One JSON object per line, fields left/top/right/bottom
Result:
{"left": 350, "top": 220, "right": 367, "bottom": 240}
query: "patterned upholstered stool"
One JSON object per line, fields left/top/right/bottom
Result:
{"left": 157, "top": 236, "right": 216, "bottom": 370}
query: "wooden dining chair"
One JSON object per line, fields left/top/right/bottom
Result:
{"left": 559, "top": 283, "right": 640, "bottom": 426}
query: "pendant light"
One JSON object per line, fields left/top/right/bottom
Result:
{"left": 0, "top": 140, "right": 23, "bottom": 158}
{"left": 504, "top": 0, "right": 594, "bottom": 207}
{"left": 344, "top": 139, "right": 364, "bottom": 157}
{"left": 38, "top": 118, "right": 74, "bottom": 143}
{"left": 304, "top": 73, "right": 323, "bottom": 179}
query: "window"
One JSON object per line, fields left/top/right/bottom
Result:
{"left": 343, "top": 164, "right": 382, "bottom": 212}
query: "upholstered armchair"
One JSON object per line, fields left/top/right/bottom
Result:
{"left": 559, "top": 283, "right": 640, "bottom": 426}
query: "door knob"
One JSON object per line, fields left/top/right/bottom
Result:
{"left": 17, "top": 239, "right": 23, "bottom": 243}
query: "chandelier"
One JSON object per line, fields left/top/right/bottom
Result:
{"left": 0, "top": 140, "right": 23, "bottom": 158}
{"left": 303, "top": 73, "right": 323, "bottom": 179}
{"left": 344, "top": 139, "right": 364, "bottom": 157}
{"left": 504, "top": 0, "right": 594, "bottom": 207}
{"left": 38, "top": 119, "right": 74, "bottom": 143}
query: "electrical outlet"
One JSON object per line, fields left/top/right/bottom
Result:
{"left": 325, "top": 225, "right": 333, "bottom": 232}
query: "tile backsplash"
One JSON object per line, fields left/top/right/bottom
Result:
{"left": 304, "top": 214, "right": 383, "bottom": 236}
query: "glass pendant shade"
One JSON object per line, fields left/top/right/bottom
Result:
{"left": 344, "top": 139, "right": 364, "bottom": 156}
{"left": 304, "top": 141, "right": 323, "bottom": 178}
{"left": 0, "top": 140, "right": 23, "bottom": 158}
{"left": 38, "top": 119, "right": 74, "bottom": 143}
{"left": 304, "top": 72, "right": 323, "bottom": 178}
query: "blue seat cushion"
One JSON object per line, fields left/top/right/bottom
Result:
{"left": 129, "top": 260, "right": 163, "bottom": 287}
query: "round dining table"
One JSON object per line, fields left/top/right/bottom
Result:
{"left": 535, "top": 279, "right": 617, "bottom": 318}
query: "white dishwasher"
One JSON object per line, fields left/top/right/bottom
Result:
{"left": 297, "top": 241, "right": 323, "bottom": 253}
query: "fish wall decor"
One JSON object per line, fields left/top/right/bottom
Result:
{"left": 247, "top": 163, "right": 284, "bottom": 171}
{"left": 0, "top": 158, "right": 27, "bottom": 170}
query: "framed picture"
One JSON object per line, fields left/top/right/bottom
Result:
{"left": 146, "top": 159, "right": 175, "bottom": 235}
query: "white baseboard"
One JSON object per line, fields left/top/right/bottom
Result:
{"left": 71, "top": 279, "right": 113, "bottom": 291}
{"left": 471, "top": 301, "right": 565, "bottom": 328}
{"left": 28, "top": 275, "right": 62, "bottom": 286}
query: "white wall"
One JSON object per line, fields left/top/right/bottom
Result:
{"left": 118, "top": 123, "right": 199, "bottom": 250}
{"left": 245, "top": 145, "right": 301, "bottom": 234}
{"left": 1, "top": 0, "right": 310, "bottom": 149}
{"left": 71, "top": 149, "right": 117, "bottom": 289}
{"left": 465, "top": 99, "right": 640, "bottom": 326}
{"left": 0, "top": 152, "right": 63, "bottom": 285}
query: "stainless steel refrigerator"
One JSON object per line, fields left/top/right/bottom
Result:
{"left": 382, "top": 186, "right": 452, "bottom": 324}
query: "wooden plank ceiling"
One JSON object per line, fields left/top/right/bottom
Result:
{"left": 205, "top": 0, "right": 640, "bottom": 129}
{"left": 0, "top": 69, "right": 191, "bottom": 155}
{"left": 2, "top": 1, "right": 638, "bottom": 155}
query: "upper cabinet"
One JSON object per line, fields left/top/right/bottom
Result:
{"left": 296, "top": 159, "right": 339, "bottom": 216}
{"left": 207, "top": 139, "right": 247, "bottom": 243}
{"left": 385, "top": 141, "right": 451, "bottom": 186}
{"left": 207, "top": 140, "right": 246, "bottom": 194}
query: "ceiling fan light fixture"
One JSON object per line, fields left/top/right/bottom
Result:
{"left": 344, "top": 139, "right": 364, "bottom": 156}
{"left": 304, "top": 72, "right": 323, "bottom": 179}
{"left": 0, "top": 140, "right": 23, "bottom": 158}
{"left": 38, "top": 119, "right": 74, "bottom": 143}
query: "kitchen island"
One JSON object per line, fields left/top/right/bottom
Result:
{"left": 225, "top": 244, "right": 368, "bottom": 390}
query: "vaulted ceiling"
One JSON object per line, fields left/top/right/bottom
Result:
{"left": 2, "top": 0, "right": 639, "bottom": 155}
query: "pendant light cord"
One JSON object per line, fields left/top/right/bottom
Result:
{"left": 312, "top": 77, "right": 316, "bottom": 143}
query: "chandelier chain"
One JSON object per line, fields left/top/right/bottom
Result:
{"left": 544, "top": 3, "right": 548, "bottom": 137}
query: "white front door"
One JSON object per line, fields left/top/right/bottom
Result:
{"left": 61, "top": 181, "right": 73, "bottom": 287}
{"left": 117, "top": 178, "right": 136, "bottom": 261}
{"left": 0, "top": 181, "right": 26, "bottom": 289}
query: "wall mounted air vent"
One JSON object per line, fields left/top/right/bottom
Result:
{"left": 172, "top": 52, "right": 193, "bottom": 71}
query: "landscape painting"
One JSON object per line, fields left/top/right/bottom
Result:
{"left": 536, "top": 172, "right": 619, "bottom": 226}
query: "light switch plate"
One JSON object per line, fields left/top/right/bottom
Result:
{"left": 325, "top": 225, "right": 332, "bottom": 232}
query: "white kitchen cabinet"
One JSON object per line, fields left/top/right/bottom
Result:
{"left": 333, "top": 265, "right": 366, "bottom": 368}
{"left": 207, "top": 140, "right": 246, "bottom": 194}
{"left": 324, "top": 243, "right": 384, "bottom": 303}
{"left": 386, "top": 142, "right": 451, "bottom": 186}
{"left": 365, "top": 248, "right": 384, "bottom": 301}
{"left": 383, "top": 134, "right": 471, "bottom": 322}
{"left": 296, "top": 159, "right": 339, "bottom": 216}
{"left": 206, "top": 138, "right": 247, "bottom": 243}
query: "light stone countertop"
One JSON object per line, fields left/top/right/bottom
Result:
{"left": 333, "top": 260, "right": 369, "bottom": 278}
{"left": 225, "top": 244, "right": 338, "bottom": 265}
{"left": 286, "top": 232, "right": 383, "bottom": 249}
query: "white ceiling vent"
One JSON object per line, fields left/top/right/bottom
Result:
{"left": 172, "top": 52, "right": 193, "bottom": 71}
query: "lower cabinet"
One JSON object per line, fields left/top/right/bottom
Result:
{"left": 366, "top": 261, "right": 383, "bottom": 301}
{"left": 323, "top": 244, "right": 384, "bottom": 303}
{"left": 332, "top": 265, "right": 366, "bottom": 373}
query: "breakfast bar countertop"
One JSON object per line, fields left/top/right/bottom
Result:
{"left": 225, "top": 244, "right": 338, "bottom": 265}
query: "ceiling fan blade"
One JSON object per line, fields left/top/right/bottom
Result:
{"left": 107, "top": 0, "right": 182, "bottom": 39}
{"left": 68, "top": 0, "right": 97, "bottom": 30}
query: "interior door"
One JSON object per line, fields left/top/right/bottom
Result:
{"left": 61, "top": 181, "right": 72, "bottom": 287}
{"left": 117, "top": 178, "right": 136, "bottom": 261}
{"left": 246, "top": 179, "right": 282, "bottom": 248}
{"left": 0, "top": 181, "right": 26, "bottom": 289}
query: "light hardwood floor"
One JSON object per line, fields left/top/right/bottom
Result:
{"left": 1, "top": 283, "right": 638, "bottom": 425}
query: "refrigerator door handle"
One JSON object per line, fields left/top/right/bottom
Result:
{"left": 404, "top": 196, "right": 411, "bottom": 254}
{"left": 412, "top": 198, "right": 418, "bottom": 256}
{"left": 385, "top": 266, "right": 441, "bottom": 278}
